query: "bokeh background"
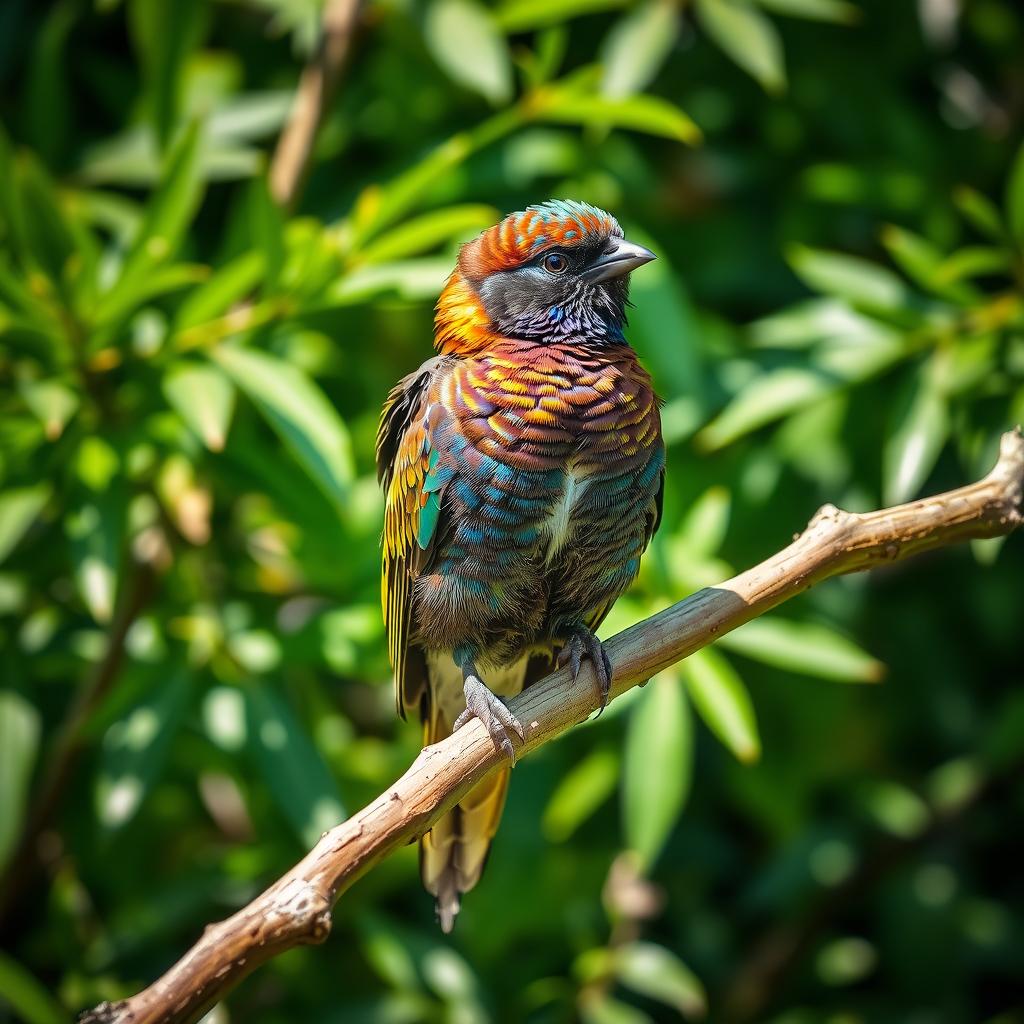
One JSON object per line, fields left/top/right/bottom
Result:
{"left": 2, "top": 0, "right": 1024, "bottom": 1021}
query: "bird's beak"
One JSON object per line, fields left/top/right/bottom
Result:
{"left": 583, "top": 238, "right": 657, "bottom": 283}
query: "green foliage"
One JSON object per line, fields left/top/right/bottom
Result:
{"left": 1, "top": 0, "right": 1023, "bottom": 1021}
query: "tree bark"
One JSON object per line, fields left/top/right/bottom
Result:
{"left": 80, "top": 428, "right": 1024, "bottom": 1024}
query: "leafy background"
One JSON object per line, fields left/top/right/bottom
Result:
{"left": 1, "top": 0, "right": 1023, "bottom": 1021}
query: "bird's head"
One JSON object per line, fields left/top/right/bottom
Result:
{"left": 434, "top": 200, "right": 656, "bottom": 355}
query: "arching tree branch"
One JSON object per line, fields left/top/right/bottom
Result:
{"left": 81, "top": 428, "right": 1024, "bottom": 1024}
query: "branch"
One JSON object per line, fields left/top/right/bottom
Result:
{"left": 81, "top": 428, "right": 1024, "bottom": 1024}
{"left": 268, "top": 0, "right": 363, "bottom": 209}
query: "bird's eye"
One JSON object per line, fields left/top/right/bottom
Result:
{"left": 543, "top": 252, "right": 568, "bottom": 274}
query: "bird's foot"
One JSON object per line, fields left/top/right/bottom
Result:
{"left": 557, "top": 625, "right": 613, "bottom": 714}
{"left": 453, "top": 669, "right": 525, "bottom": 761}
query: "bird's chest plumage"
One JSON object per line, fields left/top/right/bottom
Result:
{"left": 411, "top": 342, "right": 663, "bottom": 661}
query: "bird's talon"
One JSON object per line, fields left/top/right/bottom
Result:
{"left": 558, "top": 626, "right": 613, "bottom": 714}
{"left": 457, "top": 672, "right": 524, "bottom": 760}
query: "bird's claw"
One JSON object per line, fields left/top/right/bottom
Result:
{"left": 557, "top": 627, "right": 613, "bottom": 714}
{"left": 453, "top": 673, "right": 525, "bottom": 761}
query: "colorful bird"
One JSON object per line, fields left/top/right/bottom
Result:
{"left": 377, "top": 200, "right": 665, "bottom": 931}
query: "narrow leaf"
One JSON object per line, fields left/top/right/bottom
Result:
{"left": 686, "top": 647, "right": 761, "bottom": 763}
{"left": 425, "top": 0, "right": 514, "bottom": 104}
{"left": 615, "top": 942, "right": 707, "bottom": 1018}
{"left": 496, "top": 0, "right": 629, "bottom": 31}
{"left": 0, "top": 692, "right": 41, "bottom": 872}
{"left": 0, "top": 951, "right": 69, "bottom": 1024}
{"left": 245, "top": 683, "right": 346, "bottom": 846}
{"left": 538, "top": 91, "right": 701, "bottom": 144}
{"left": 214, "top": 344, "right": 353, "bottom": 506}
{"left": 788, "top": 244, "right": 907, "bottom": 310}
{"left": 883, "top": 362, "right": 949, "bottom": 505}
{"left": 697, "top": 0, "right": 786, "bottom": 92}
{"left": 719, "top": 617, "right": 884, "bottom": 682}
{"left": 1006, "top": 141, "right": 1024, "bottom": 244}
{"left": 96, "top": 670, "right": 191, "bottom": 829}
{"left": 163, "top": 362, "right": 236, "bottom": 451}
{"left": 601, "top": 0, "right": 679, "bottom": 98}
{"left": 622, "top": 669, "right": 692, "bottom": 870}
{"left": 0, "top": 485, "right": 51, "bottom": 564}
{"left": 754, "top": 0, "right": 859, "bottom": 22}
{"left": 543, "top": 747, "right": 620, "bottom": 841}
{"left": 357, "top": 204, "right": 498, "bottom": 265}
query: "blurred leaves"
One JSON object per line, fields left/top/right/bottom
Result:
{"left": 622, "top": 670, "right": 692, "bottom": 870}
{"left": 0, "top": 691, "right": 41, "bottom": 872}
{"left": 214, "top": 345, "right": 354, "bottom": 507}
{"left": 0, "top": 485, "right": 50, "bottom": 564}
{"left": 696, "top": 0, "right": 786, "bottom": 93}
{"left": 425, "top": 0, "right": 514, "bottom": 105}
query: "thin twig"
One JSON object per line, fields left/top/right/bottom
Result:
{"left": 80, "top": 428, "right": 1024, "bottom": 1024}
{"left": 268, "top": 0, "right": 364, "bottom": 209}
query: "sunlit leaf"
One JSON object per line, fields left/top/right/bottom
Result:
{"left": 246, "top": 683, "right": 346, "bottom": 846}
{"left": 543, "top": 747, "right": 620, "bottom": 841}
{"left": 601, "top": 0, "right": 679, "bottom": 98}
{"left": 754, "top": 0, "right": 859, "bottom": 22}
{"left": 614, "top": 941, "right": 707, "bottom": 1018}
{"left": 496, "top": 0, "right": 629, "bottom": 32}
{"left": 163, "top": 361, "right": 236, "bottom": 451}
{"left": 686, "top": 647, "right": 760, "bottom": 763}
{"left": 19, "top": 380, "right": 79, "bottom": 441}
{"left": 1006, "top": 141, "right": 1024, "bottom": 245}
{"left": 719, "top": 617, "right": 884, "bottom": 682}
{"left": 622, "top": 669, "right": 692, "bottom": 870}
{"left": 883, "top": 361, "right": 949, "bottom": 505}
{"left": 788, "top": 244, "right": 908, "bottom": 310}
{"left": 66, "top": 495, "right": 123, "bottom": 623}
{"left": 96, "top": 670, "right": 191, "bottom": 829}
{"left": 538, "top": 90, "right": 701, "bottom": 144}
{"left": 953, "top": 185, "right": 1003, "bottom": 241}
{"left": 580, "top": 992, "right": 653, "bottom": 1024}
{"left": 214, "top": 344, "right": 353, "bottom": 506}
{"left": 0, "top": 692, "right": 41, "bottom": 872}
{"left": 0, "top": 485, "right": 51, "bottom": 564}
{"left": 697, "top": 0, "right": 786, "bottom": 93}
{"left": 425, "top": 0, "right": 514, "bottom": 104}
{"left": 356, "top": 204, "right": 498, "bottom": 265}
{"left": 173, "top": 251, "right": 264, "bottom": 332}
{"left": 677, "top": 486, "right": 731, "bottom": 559}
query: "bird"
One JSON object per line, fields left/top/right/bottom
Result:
{"left": 376, "top": 199, "right": 665, "bottom": 932}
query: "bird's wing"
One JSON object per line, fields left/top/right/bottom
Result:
{"left": 377, "top": 356, "right": 453, "bottom": 719}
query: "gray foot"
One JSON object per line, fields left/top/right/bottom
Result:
{"left": 453, "top": 669, "right": 525, "bottom": 760}
{"left": 557, "top": 626, "right": 613, "bottom": 714}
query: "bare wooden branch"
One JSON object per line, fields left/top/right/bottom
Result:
{"left": 268, "top": 0, "right": 363, "bottom": 209}
{"left": 80, "top": 428, "right": 1024, "bottom": 1024}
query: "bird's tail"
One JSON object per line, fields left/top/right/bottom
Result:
{"left": 419, "top": 699, "right": 509, "bottom": 933}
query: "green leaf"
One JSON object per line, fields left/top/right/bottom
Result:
{"left": 622, "top": 669, "right": 692, "bottom": 870}
{"left": 686, "top": 647, "right": 760, "bottom": 763}
{"left": 173, "top": 251, "right": 264, "bottom": 332}
{"left": 0, "top": 485, "right": 51, "bottom": 564}
{"left": 66, "top": 494, "right": 123, "bottom": 624}
{"left": 787, "top": 244, "right": 908, "bottom": 310}
{"left": 697, "top": 0, "right": 786, "bottom": 92}
{"left": 883, "top": 361, "right": 949, "bottom": 505}
{"left": 0, "top": 692, "right": 41, "bottom": 872}
{"left": 579, "top": 992, "right": 654, "bottom": 1024}
{"left": 614, "top": 942, "right": 707, "bottom": 1018}
{"left": 1006, "top": 141, "right": 1024, "bottom": 245}
{"left": 696, "top": 367, "right": 832, "bottom": 450}
{"left": 96, "top": 670, "right": 191, "bottom": 829}
{"left": 677, "top": 486, "right": 731, "bottom": 559}
{"left": 601, "top": 0, "right": 679, "bottom": 98}
{"left": 249, "top": 174, "right": 285, "bottom": 290}
{"left": 214, "top": 344, "right": 353, "bottom": 506}
{"left": 19, "top": 380, "right": 79, "bottom": 441}
{"left": 425, "top": 0, "right": 514, "bottom": 104}
{"left": 163, "top": 361, "right": 236, "bottom": 451}
{"left": 542, "top": 747, "right": 620, "bottom": 841}
{"left": 0, "top": 951, "right": 69, "bottom": 1024}
{"left": 356, "top": 204, "right": 498, "bottom": 265}
{"left": 245, "top": 682, "right": 346, "bottom": 846}
{"left": 496, "top": 0, "right": 629, "bottom": 32}
{"left": 719, "top": 617, "right": 884, "bottom": 683}
{"left": 538, "top": 90, "right": 701, "bottom": 144}
{"left": 128, "top": 0, "right": 204, "bottom": 150}
{"left": 754, "top": 0, "right": 859, "bottom": 22}
{"left": 953, "top": 185, "right": 1003, "bottom": 241}
{"left": 106, "top": 122, "right": 204, "bottom": 314}
{"left": 25, "top": 0, "right": 77, "bottom": 167}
